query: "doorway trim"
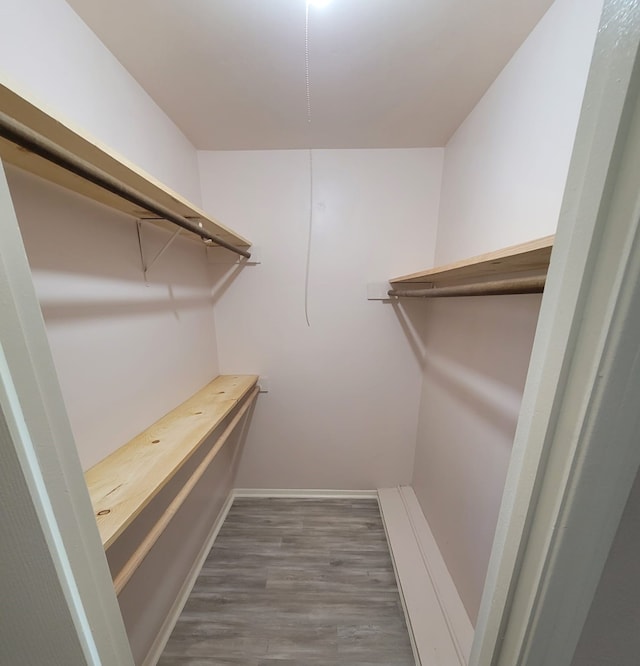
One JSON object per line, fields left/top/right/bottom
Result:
{"left": 0, "top": 161, "right": 134, "bottom": 665}
{"left": 471, "top": 2, "right": 640, "bottom": 664}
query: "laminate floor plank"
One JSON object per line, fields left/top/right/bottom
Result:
{"left": 158, "top": 498, "right": 415, "bottom": 666}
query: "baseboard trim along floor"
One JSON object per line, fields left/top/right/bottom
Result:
{"left": 378, "top": 486, "right": 474, "bottom": 666}
{"left": 233, "top": 488, "right": 379, "bottom": 499}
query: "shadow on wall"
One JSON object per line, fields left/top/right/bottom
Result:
{"left": 39, "top": 293, "right": 213, "bottom": 321}
{"left": 392, "top": 293, "right": 542, "bottom": 405}
{"left": 6, "top": 166, "right": 250, "bottom": 320}
{"left": 206, "top": 250, "right": 246, "bottom": 305}
{"left": 391, "top": 291, "right": 544, "bottom": 623}
{"left": 391, "top": 299, "right": 430, "bottom": 368}
{"left": 5, "top": 165, "right": 251, "bottom": 470}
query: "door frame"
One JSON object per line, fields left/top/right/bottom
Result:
{"left": 471, "top": 1, "right": 640, "bottom": 664}
{"left": 0, "top": 162, "right": 134, "bottom": 664}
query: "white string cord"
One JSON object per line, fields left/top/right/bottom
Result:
{"left": 304, "top": 148, "right": 313, "bottom": 327}
{"left": 304, "top": 1, "right": 314, "bottom": 327}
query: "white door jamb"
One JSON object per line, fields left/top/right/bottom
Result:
{"left": 471, "top": 3, "right": 640, "bottom": 665}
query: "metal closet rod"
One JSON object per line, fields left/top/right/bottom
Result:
{"left": 0, "top": 113, "right": 251, "bottom": 259}
{"left": 388, "top": 275, "right": 546, "bottom": 298}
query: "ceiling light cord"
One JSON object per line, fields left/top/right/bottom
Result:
{"left": 304, "top": 148, "right": 313, "bottom": 328}
{"left": 304, "top": 1, "right": 313, "bottom": 327}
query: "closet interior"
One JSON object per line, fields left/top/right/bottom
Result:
{"left": 0, "top": 0, "right": 609, "bottom": 664}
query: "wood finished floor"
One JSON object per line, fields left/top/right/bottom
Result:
{"left": 158, "top": 498, "right": 415, "bottom": 666}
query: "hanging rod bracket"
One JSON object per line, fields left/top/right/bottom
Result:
{"left": 146, "top": 226, "right": 182, "bottom": 274}
{"left": 205, "top": 243, "right": 262, "bottom": 266}
{"left": 366, "top": 282, "right": 394, "bottom": 300}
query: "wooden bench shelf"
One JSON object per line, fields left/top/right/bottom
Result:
{"left": 0, "top": 83, "right": 251, "bottom": 249}
{"left": 85, "top": 375, "right": 258, "bottom": 549}
{"left": 390, "top": 235, "right": 554, "bottom": 286}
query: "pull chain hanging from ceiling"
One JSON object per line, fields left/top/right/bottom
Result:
{"left": 304, "top": 0, "right": 314, "bottom": 327}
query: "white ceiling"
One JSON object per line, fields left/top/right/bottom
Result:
{"left": 66, "top": 0, "right": 554, "bottom": 150}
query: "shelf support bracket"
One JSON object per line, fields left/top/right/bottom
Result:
{"left": 146, "top": 227, "right": 182, "bottom": 274}
{"left": 136, "top": 220, "right": 148, "bottom": 285}
{"left": 205, "top": 243, "right": 261, "bottom": 266}
{"left": 136, "top": 221, "right": 182, "bottom": 283}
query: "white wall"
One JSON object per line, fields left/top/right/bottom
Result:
{"left": 8, "top": 168, "right": 219, "bottom": 470}
{"left": 0, "top": 0, "right": 224, "bottom": 469}
{"left": 435, "top": 0, "right": 603, "bottom": 264}
{"left": 411, "top": 0, "right": 604, "bottom": 623}
{"left": 0, "top": 2, "right": 233, "bottom": 662}
{"left": 198, "top": 148, "right": 443, "bottom": 489}
{"left": 0, "top": 0, "right": 202, "bottom": 204}
{"left": 411, "top": 295, "right": 542, "bottom": 624}
{"left": 5, "top": 173, "right": 222, "bottom": 665}
{"left": 6, "top": 167, "right": 224, "bottom": 664}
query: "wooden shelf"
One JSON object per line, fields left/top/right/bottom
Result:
{"left": 390, "top": 235, "right": 554, "bottom": 286}
{"left": 0, "top": 83, "right": 251, "bottom": 248}
{"left": 85, "top": 375, "right": 258, "bottom": 549}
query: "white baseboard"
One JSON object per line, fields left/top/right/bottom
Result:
{"left": 232, "top": 488, "right": 378, "bottom": 499}
{"left": 378, "top": 486, "right": 473, "bottom": 666}
{"left": 141, "top": 491, "right": 235, "bottom": 666}
{"left": 380, "top": 499, "right": 422, "bottom": 666}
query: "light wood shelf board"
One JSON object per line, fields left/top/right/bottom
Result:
{"left": 0, "top": 83, "right": 251, "bottom": 247}
{"left": 390, "top": 235, "right": 554, "bottom": 285}
{"left": 85, "top": 375, "right": 258, "bottom": 549}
